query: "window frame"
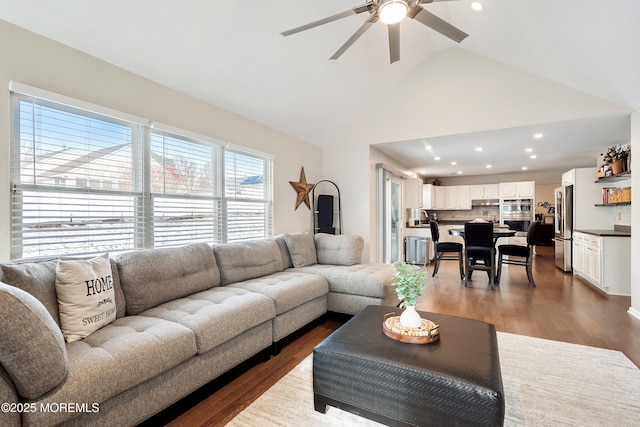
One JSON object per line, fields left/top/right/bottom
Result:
{"left": 9, "top": 83, "right": 274, "bottom": 259}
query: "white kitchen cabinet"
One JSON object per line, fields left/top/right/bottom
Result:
{"left": 445, "top": 187, "right": 458, "bottom": 209}
{"left": 470, "top": 185, "right": 483, "bottom": 200}
{"left": 422, "top": 184, "right": 434, "bottom": 209}
{"left": 572, "top": 231, "right": 629, "bottom": 295}
{"left": 471, "top": 184, "right": 499, "bottom": 200}
{"left": 562, "top": 169, "right": 575, "bottom": 186}
{"left": 433, "top": 186, "right": 447, "bottom": 209}
{"left": 484, "top": 184, "right": 499, "bottom": 199}
{"left": 405, "top": 178, "right": 423, "bottom": 208}
{"left": 458, "top": 185, "right": 471, "bottom": 209}
{"left": 440, "top": 185, "right": 471, "bottom": 210}
{"left": 499, "top": 181, "right": 535, "bottom": 198}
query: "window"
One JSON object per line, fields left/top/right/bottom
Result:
{"left": 224, "top": 149, "right": 273, "bottom": 242}
{"left": 150, "top": 130, "right": 223, "bottom": 247}
{"left": 10, "top": 86, "right": 273, "bottom": 259}
{"left": 11, "top": 95, "right": 142, "bottom": 259}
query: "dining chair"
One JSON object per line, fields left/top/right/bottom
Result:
{"left": 496, "top": 222, "right": 538, "bottom": 287}
{"left": 464, "top": 222, "right": 496, "bottom": 289}
{"left": 429, "top": 221, "right": 464, "bottom": 280}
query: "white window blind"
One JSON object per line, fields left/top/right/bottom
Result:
{"left": 150, "top": 130, "right": 223, "bottom": 247}
{"left": 10, "top": 87, "right": 274, "bottom": 259}
{"left": 10, "top": 95, "right": 142, "bottom": 258}
{"left": 224, "top": 149, "right": 273, "bottom": 242}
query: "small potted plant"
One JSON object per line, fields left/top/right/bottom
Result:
{"left": 603, "top": 144, "right": 630, "bottom": 175}
{"left": 392, "top": 262, "right": 426, "bottom": 328}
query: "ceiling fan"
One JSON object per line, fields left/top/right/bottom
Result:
{"left": 281, "top": 0, "right": 469, "bottom": 64}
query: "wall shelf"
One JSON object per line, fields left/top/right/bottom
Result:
{"left": 595, "top": 171, "right": 631, "bottom": 206}
{"left": 595, "top": 170, "right": 631, "bottom": 183}
{"left": 595, "top": 202, "right": 631, "bottom": 207}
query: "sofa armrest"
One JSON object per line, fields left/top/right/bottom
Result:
{"left": 314, "top": 234, "right": 364, "bottom": 266}
{"left": 0, "top": 282, "right": 68, "bottom": 401}
{"left": 0, "top": 366, "right": 19, "bottom": 427}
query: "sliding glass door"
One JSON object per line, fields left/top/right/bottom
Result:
{"left": 377, "top": 166, "right": 403, "bottom": 263}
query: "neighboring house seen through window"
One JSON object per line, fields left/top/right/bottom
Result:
{"left": 10, "top": 87, "right": 273, "bottom": 259}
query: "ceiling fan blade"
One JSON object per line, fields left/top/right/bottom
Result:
{"left": 408, "top": 6, "right": 469, "bottom": 43}
{"left": 281, "top": 4, "right": 370, "bottom": 37}
{"left": 330, "top": 14, "right": 379, "bottom": 60}
{"left": 388, "top": 24, "right": 400, "bottom": 64}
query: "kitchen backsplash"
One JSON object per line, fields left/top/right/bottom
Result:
{"left": 614, "top": 204, "right": 631, "bottom": 226}
{"left": 426, "top": 206, "right": 500, "bottom": 222}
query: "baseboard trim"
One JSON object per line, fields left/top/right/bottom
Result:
{"left": 628, "top": 307, "right": 640, "bottom": 321}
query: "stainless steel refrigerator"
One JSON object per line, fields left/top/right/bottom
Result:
{"left": 553, "top": 167, "right": 615, "bottom": 273}
{"left": 554, "top": 186, "right": 573, "bottom": 271}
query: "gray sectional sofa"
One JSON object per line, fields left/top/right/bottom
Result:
{"left": 0, "top": 232, "right": 396, "bottom": 427}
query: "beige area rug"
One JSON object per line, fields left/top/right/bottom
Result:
{"left": 227, "top": 332, "right": 640, "bottom": 426}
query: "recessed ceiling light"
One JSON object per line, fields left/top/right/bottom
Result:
{"left": 451, "top": 161, "right": 457, "bottom": 165}
{"left": 530, "top": 155, "right": 537, "bottom": 159}
{"left": 471, "top": 2, "right": 483, "bottom": 11}
{"left": 486, "top": 165, "right": 492, "bottom": 168}
{"left": 434, "top": 156, "right": 441, "bottom": 161}
{"left": 424, "top": 145, "right": 432, "bottom": 150}
{"left": 457, "top": 171, "right": 463, "bottom": 174}
{"left": 525, "top": 148, "right": 533, "bottom": 153}
{"left": 475, "top": 147, "right": 483, "bottom": 152}
{"left": 534, "top": 133, "right": 544, "bottom": 139}
{"left": 522, "top": 166, "right": 528, "bottom": 170}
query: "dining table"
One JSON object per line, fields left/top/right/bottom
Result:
{"left": 448, "top": 225, "right": 516, "bottom": 288}
{"left": 448, "top": 226, "right": 516, "bottom": 245}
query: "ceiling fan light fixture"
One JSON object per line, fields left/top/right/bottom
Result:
{"left": 378, "top": 0, "right": 408, "bottom": 25}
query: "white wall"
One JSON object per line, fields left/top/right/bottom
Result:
{"left": 0, "top": 20, "right": 322, "bottom": 261}
{"left": 328, "top": 48, "right": 629, "bottom": 263}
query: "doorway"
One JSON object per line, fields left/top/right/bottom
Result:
{"left": 377, "top": 165, "right": 404, "bottom": 263}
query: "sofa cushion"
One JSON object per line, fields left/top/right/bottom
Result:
{"left": 274, "top": 235, "right": 294, "bottom": 268}
{"left": 116, "top": 243, "right": 220, "bottom": 315}
{"left": 314, "top": 234, "right": 364, "bottom": 265}
{"left": 283, "top": 231, "right": 317, "bottom": 268}
{"left": 0, "top": 257, "right": 126, "bottom": 325}
{"left": 139, "top": 287, "right": 275, "bottom": 354}
{"left": 0, "top": 282, "right": 68, "bottom": 400}
{"left": 56, "top": 254, "right": 117, "bottom": 343}
{"left": 212, "top": 239, "right": 284, "bottom": 286}
{"left": 293, "top": 263, "right": 393, "bottom": 299}
{"left": 24, "top": 315, "right": 197, "bottom": 426}
{"left": 227, "top": 271, "right": 328, "bottom": 315}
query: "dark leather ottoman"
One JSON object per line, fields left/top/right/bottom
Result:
{"left": 313, "top": 305, "right": 504, "bottom": 426}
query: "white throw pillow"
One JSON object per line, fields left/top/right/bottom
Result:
{"left": 55, "top": 254, "right": 117, "bottom": 343}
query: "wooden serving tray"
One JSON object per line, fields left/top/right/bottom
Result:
{"left": 382, "top": 312, "right": 440, "bottom": 344}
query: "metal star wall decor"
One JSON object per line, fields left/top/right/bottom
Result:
{"left": 289, "top": 167, "right": 314, "bottom": 210}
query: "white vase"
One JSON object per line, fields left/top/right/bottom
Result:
{"left": 399, "top": 305, "right": 422, "bottom": 328}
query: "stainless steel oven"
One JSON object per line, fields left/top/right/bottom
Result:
{"left": 503, "top": 219, "right": 531, "bottom": 232}
{"left": 501, "top": 199, "right": 533, "bottom": 232}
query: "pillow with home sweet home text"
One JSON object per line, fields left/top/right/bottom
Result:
{"left": 55, "top": 254, "right": 117, "bottom": 343}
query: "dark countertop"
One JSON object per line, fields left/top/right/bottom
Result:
{"left": 574, "top": 229, "right": 631, "bottom": 237}
{"left": 406, "top": 220, "right": 481, "bottom": 228}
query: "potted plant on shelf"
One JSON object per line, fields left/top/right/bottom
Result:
{"left": 392, "top": 262, "right": 426, "bottom": 328}
{"left": 603, "top": 144, "right": 630, "bottom": 175}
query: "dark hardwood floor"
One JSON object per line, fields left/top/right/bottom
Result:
{"left": 163, "top": 250, "right": 640, "bottom": 426}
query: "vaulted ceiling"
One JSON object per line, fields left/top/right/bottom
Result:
{"left": 1, "top": 0, "right": 638, "bottom": 177}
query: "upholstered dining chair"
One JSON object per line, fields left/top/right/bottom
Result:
{"left": 429, "top": 221, "right": 464, "bottom": 280}
{"left": 496, "top": 221, "right": 538, "bottom": 287}
{"left": 464, "top": 222, "right": 497, "bottom": 289}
